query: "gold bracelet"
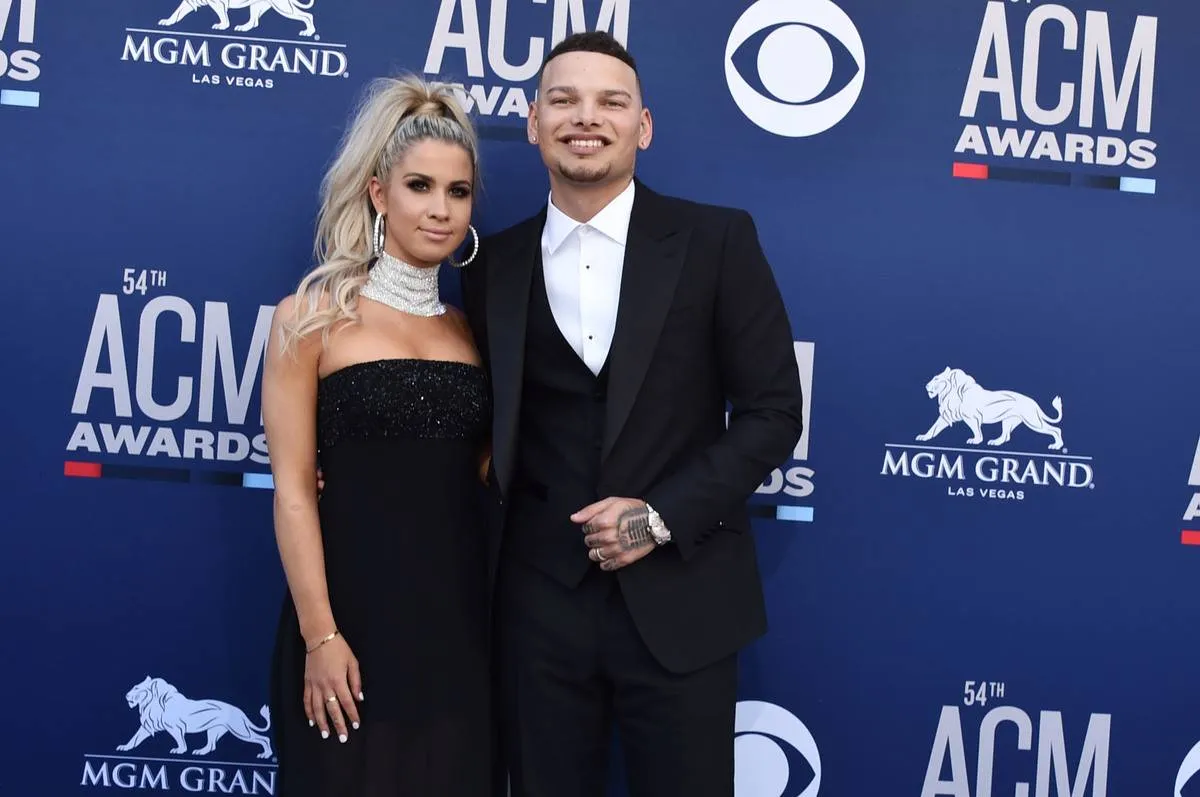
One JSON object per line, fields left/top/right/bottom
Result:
{"left": 305, "top": 630, "right": 339, "bottom": 654}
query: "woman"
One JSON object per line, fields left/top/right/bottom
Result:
{"left": 261, "top": 74, "right": 491, "bottom": 795}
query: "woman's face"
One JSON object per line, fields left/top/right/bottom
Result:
{"left": 369, "top": 139, "right": 474, "bottom": 268}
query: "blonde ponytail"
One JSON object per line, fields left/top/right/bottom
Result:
{"left": 280, "top": 74, "right": 479, "bottom": 352}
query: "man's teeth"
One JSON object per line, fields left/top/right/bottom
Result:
{"left": 568, "top": 139, "right": 605, "bottom": 148}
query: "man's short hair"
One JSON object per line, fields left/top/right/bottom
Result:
{"left": 539, "top": 31, "right": 642, "bottom": 94}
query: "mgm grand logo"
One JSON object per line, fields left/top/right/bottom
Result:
{"left": 81, "top": 676, "right": 276, "bottom": 794}
{"left": 881, "top": 367, "right": 1095, "bottom": 501}
{"left": 120, "top": 0, "right": 349, "bottom": 89}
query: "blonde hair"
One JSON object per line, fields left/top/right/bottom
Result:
{"left": 280, "top": 74, "right": 478, "bottom": 351}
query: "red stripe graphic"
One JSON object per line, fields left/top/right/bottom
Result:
{"left": 1181, "top": 531, "right": 1200, "bottom": 546}
{"left": 64, "top": 461, "right": 102, "bottom": 478}
{"left": 952, "top": 162, "right": 989, "bottom": 180}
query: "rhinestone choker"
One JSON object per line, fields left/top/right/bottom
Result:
{"left": 360, "top": 251, "right": 445, "bottom": 317}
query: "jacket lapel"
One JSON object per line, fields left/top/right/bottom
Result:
{"left": 486, "top": 212, "right": 542, "bottom": 497}
{"left": 603, "top": 184, "right": 689, "bottom": 462}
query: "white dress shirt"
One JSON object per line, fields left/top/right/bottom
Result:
{"left": 539, "top": 180, "right": 635, "bottom": 376}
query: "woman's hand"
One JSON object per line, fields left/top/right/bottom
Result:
{"left": 302, "top": 634, "right": 363, "bottom": 742}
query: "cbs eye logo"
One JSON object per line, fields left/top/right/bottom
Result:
{"left": 734, "top": 700, "right": 821, "bottom": 797}
{"left": 724, "top": 0, "right": 866, "bottom": 137}
{"left": 1178, "top": 738, "right": 1200, "bottom": 797}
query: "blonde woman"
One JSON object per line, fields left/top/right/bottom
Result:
{"left": 262, "top": 74, "right": 491, "bottom": 795}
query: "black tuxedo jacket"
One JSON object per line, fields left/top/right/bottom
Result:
{"left": 461, "top": 179, "right": 804, "bottom": 674}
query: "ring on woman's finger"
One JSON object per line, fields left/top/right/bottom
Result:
{"left": 326, "top": 695, "right": 338, "bottom": 703}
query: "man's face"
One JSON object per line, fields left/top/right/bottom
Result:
{"left": 529, "top": 51, "right": 652, "bottom": 188}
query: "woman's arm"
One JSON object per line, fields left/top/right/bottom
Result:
{"left": 262, "top": 295, "right": 334, "bottom": 645}
{"left": 261, "top": 296, "right": 361, "bottom": 742}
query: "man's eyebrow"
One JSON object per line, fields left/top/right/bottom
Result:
{"left": 544, "top": 86, "right": 633, "bottom": 99}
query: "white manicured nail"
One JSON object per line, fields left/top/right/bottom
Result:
{"left": 321, "top": 730, "right": 329, "bottom": 739}
{"left": 352, "top": 722, "right": 359, "bottom": 730}
{"left": 338, "top": 734, "right": 347, "bottom": 743}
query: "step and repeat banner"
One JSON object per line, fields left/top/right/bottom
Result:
{"left": 2, "top": 0, "right": 1197, "bottom": 795}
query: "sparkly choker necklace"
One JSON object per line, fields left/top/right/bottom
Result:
{"left": 360, "top": 251, "right": 445, "bottom": 317}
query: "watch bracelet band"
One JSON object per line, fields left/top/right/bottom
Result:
{"left": 644, "top": 503, "right": 671, "bottom": 545}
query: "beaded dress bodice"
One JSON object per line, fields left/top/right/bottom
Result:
{"left": 316, "top": 359, "right": 490, "bottom": 454}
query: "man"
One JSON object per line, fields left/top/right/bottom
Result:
{"left": 461, "top": 31, "right": 805, "bottom": 797}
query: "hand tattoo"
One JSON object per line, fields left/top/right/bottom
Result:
{"left": 617, "top": 507, "right": 653, "bottom": 551}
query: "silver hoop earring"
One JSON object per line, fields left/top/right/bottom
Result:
{"left": 372, "top": 213, "right": 385, "bottom": 258}
{"left": 448, "top": 224, "right": 479, "bottom": 269}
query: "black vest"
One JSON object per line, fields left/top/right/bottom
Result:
{"left": 506, "top": 258, "right": 610, "bottom": 586}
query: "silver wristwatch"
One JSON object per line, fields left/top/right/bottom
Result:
{"left": 644, "top": 503, "right": 671, "bottom": 545}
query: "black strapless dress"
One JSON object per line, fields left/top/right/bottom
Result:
{"left": 270, "top": 359, "right": 493, "bottom": 796}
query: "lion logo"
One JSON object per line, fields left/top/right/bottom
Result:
{"left": 915, "top": 367, "right": 1065, "bottom": 451}
{"left": 157, "top": 0, "right": 317, "bottom": 37}
{"left": 116, "top": 676, "right": 273, "bottom": 759}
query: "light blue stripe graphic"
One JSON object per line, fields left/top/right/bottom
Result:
{"left": 242, "top": 473, "right": 275, "bottom": 490}
{"left": 776, "top": 506, "right": 814, "bottom": 522}
{"left": 0, "top": 90, "right": 40, "bottom": 108}
{"left": 1119, "top": 177, "right": 1156, "bottom": 195}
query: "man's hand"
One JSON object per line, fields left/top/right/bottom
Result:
{"left": 572, "top": 497, "right": 657, "bottom": 571}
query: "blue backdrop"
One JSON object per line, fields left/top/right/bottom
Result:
{"left": 3, "top": 1, "right": 1198, "bottom": 795}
